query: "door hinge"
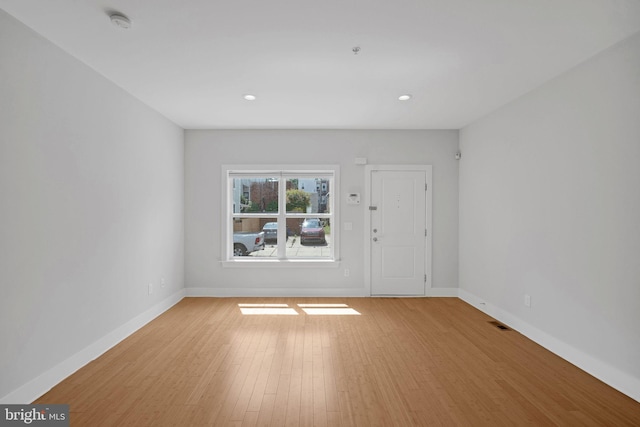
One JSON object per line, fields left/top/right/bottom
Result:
{"left": 425, "top": 229, "right": 427, "bottom": 237}
{"left": 424, "top": 274, "right": 427, "bottom": 283}
{"left": 425, "top": 183, "right": 428, "bottom": 191}
{"left": 369, "top": 206, "right": 377, "bottom": 210}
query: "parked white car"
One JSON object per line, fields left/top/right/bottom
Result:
{"left": 233, "top": 231, "right": 265, "bottom": 256}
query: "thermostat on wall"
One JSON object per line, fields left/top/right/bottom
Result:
{"left": 347, "top": 193, "right": 361, "bottom": 204}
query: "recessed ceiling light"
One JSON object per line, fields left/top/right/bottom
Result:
{"left": 109, "top": 13, "right": 131, "bottom": 29}
{"left": 398, "top": 94, "right": 412, "bottom": 101}
{"left": 243, "top": 94, "right": 257, "bottom": 101}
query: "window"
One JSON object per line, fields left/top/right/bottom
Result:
{"left": 223, "top": 166, "right": 339, "bottom": 263}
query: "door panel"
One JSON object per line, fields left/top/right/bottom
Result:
{"left": 381, "top": 246, "right": 415, "bottom": 278}
{"left": 371, "top": 170, "right": 426, "bottom": 295}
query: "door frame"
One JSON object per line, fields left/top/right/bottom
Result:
{"left": 364, "top": 165, "right": 433, "bottom": 296}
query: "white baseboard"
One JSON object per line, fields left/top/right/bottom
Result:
{"left": 426, "top": 287, "right": 459, "bottom": 297}
{"left": 0, "top": 289, "right": 186, "bottom": 404}
{"left": 186, "top": 287, "right": 460, "bottom": 298}
{"left": 458, "top": 289, "right": 640, "bottom": 403}
{"left": 186, "top": 287, "right": 368, "bottom": 297}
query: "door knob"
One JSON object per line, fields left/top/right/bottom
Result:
{"left": 373, "top": 237, "right": 378, "bottom": 242}
{"left": 373, "top": 228, "right": 378, "bottom": 233}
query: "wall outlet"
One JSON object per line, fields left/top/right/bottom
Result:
{"left": 148, "top": 283, "right": 153, "bottom": 295}
{"left": 344, "top": 269, "right": 350, "bottom": 277}
{"left": 524, "top": 294, "right": 531, "bottom": 307}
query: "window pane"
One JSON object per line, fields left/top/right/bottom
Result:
{"left": 287, "top": 218, "right": 331, "bottom": 258}
{"left": 231, "top": 177, "right": 279, "bottom": 213}
{"left": 285, "top": 178, "right": 330, "bottom": 214}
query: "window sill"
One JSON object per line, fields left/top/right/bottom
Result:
{"left": 221, "top": 259, "right": 341, "bottom": 268}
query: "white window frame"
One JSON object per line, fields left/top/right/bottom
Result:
{"left": 221, "top": 165, "right": 340, "bottom": 267}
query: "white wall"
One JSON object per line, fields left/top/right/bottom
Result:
{"left": 185, "top": 130, "right": 458, "bottom": 295}
{"left": 459, "top": 32, "right": 640, "bottom": 399}
{"left": 0, "top": 10, "right": 184, "bottom": 400}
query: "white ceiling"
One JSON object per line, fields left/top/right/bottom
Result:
{"left": 2, "top": 0, "right": 640, "bottom": 129}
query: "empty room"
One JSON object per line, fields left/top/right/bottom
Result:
{"left": 1, "top": 0, "right": 639, "bottom": 425}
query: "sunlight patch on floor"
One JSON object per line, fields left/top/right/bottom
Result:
{"left": 297, "top": 303, "right": 349, "bottom": 308}
{"left": 300, "top": 307, "right": 361, "bottom": 315}
{"left": 297, "top": 303, "right": 361, "bottom": 315}
{"left": 238, "top": 302, "right": 360, "bottom": 315}
{"left": 239, "top": 307, "right": 298, "bottom": 315}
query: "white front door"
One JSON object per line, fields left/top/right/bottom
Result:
{"left": 369, "top": 169, "right": 428, "bottom": 296}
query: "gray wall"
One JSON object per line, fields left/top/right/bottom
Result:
{"left": 185, "top": 130, "right": 459, "bottom": 294}
{"left": 459, "top": 32, "right": 640, "bottom": 392}
{"left": 0, "top": 10, "right": 184, "bottom": 399}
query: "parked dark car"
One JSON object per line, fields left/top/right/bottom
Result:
{"left": 262, "top": 222, "right": 293, "bottom": 243}
{"left": 262, "top": 222, "right": 278, "bottom": 243}
{"left": 300, "top": 218, "right": 326, "bottom": 245}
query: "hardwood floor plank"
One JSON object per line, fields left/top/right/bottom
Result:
{"left": 271, "top": 373, "right": 291, "bottom": 426}
{"left": 241, "top": 411, "right": 259, "bottom": 427}
{"left": 255, "top": 393, "right": 276, "bottom": 426}
{"left": 246, "top": 348, "right": 275, "bottom": 412}
{"left": 321, "top": 346, "right": 340, "bottom": 413}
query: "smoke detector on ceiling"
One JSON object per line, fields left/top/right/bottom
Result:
{"left": 109, "top": 13, "right": 131, "bottom": 29}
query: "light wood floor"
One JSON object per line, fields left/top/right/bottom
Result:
{"left": 35, "top": 297, "right": 640, "bottom": 426}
